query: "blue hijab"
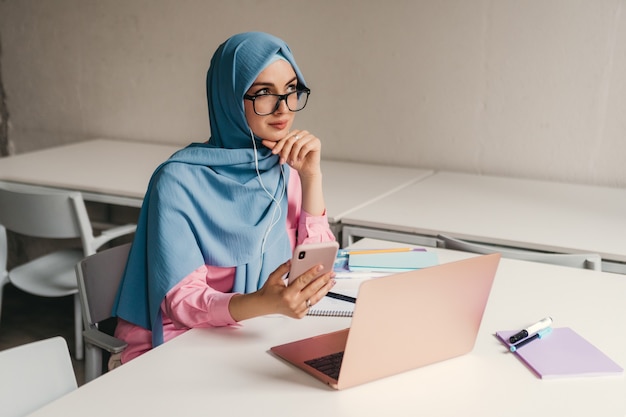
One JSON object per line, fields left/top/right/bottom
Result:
{"left": 112, "top": 32, "right": 308, "bottom": 346}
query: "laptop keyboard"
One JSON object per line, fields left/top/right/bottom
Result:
{"left": 304, "top": 351, "right": 344, "bottom": 380}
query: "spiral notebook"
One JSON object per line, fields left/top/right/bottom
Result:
{"left": 307, "top": 290, "right": 356, "bottom": 317}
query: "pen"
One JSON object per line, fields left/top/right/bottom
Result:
{"left": 326, "top": 292, "right": 357, "bottom": 304}
{"left": 510, "top": 327, "right": 552, "bottom": 352}
{"left": 508, "top": 316, "right": 553, "bottom": 343}
{"left": 337, "top": 248, "right": 420, "bottom": 256}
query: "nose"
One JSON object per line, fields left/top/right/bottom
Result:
{"left": 274, "top": 96, "right": 290, "bottom": 114}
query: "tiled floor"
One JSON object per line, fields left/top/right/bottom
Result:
{"left": 0, "top": 283, "right": 86, "bottom": 386}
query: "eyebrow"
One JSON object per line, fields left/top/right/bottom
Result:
{"left": 249, "top": 76, "right": 298, "bottom": 90}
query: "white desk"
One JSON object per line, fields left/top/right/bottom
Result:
{"left": 28, "top": 240, "right": 626, "bottom": 417}
{"left": 341, "top": 171, "right": 626, "bottom": 272}
{"left": 0, "top": 139, "right": 179, "bottom": 207}
{"left": 0, "top": 139, "right": 432, "bottom": 232}
{"left": 319, "top": 159, "right": 432, "bottom": 224}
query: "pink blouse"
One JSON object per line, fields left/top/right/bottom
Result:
{"left": 114, "top": 170, "right": 335, "bottom": 363}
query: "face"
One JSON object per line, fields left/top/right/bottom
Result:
{"left": 244, "top": 59, "right": 298, "bottom": 142}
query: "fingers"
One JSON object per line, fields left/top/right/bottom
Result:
{"left": 289, "top": 263, "right": 325, "bottom": 290}
{"left": 302, "top": 273, "right": 336, "bottom": 309}
{"left": 262, "top": 259, "right": 335, "bottom": 319}
{"left": 287, "top": 130, "right": 314, "bottom": 163}
{"left": 290, "top": 275, "right": 335, "bottom": 318}
{"left": 288, "top": 266, "right": 336, "bottom": 318}
{"left": 295, "top": 276, "right": 336, "bottom": 318}
{"left": 272, "top": 130, "right": 320, "bottom": 166}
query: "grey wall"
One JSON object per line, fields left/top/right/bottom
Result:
{"left": 1, "top": 0, "right": 625, "bottom": 187}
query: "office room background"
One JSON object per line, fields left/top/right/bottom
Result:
{"left": 0, "top": 0, "right": 625, "bottom": 190}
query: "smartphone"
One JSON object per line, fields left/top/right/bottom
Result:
{"left": 286, "top": 241, "right": 339, "bottom": 285}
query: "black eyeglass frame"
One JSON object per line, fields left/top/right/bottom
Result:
{"left": 243, "top": 88, "right": 311, "bottom": 116}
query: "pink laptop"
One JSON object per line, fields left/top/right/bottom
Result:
{"left": 270, "top": 253, "right": 501, "bottom": 390}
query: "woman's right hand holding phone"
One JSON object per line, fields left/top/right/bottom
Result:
{"left": 228, "top": 261, "right": 336, "bottom": 321}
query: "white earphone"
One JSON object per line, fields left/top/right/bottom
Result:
{"left": 250, "top": 129, "right": 286, "bottom": 262}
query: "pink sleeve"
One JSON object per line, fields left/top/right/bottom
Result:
{"left": 287, "top": 168, "right": 336, "bottom": 246}
{"left": 162, "top": 265, "right": 238, "bottom": 329}
{"left": 297, "top": 209, "right": 335, "bottom": 245}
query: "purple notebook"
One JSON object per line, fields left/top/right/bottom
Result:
{"left": 496, "top": 327, "right": 623, "bottom": 379}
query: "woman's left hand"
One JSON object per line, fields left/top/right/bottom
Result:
{"left": 261, "top": 129, "right": 321, "bottom": 178}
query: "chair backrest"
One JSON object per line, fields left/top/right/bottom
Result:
{"left": 76, "top": 242, "right": 131, "bottom": 328}
{"left": 0, "top": 336, "right": 77, "bottom": 417}
{"left": 0, "top": 184, "right": 95, "bottom": 255}
{"left": 436, "top": 234, "right": 602, "bottom": 271}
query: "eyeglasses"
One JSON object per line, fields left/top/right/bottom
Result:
{"left": 243, "top": 88, "right": 310, "bottom": 116}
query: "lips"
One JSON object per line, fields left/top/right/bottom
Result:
{"left": 269, "top": 120, "right": 289, "bottom": 130}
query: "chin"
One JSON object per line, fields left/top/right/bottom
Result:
{"left": 260, "top": 134, "right": 283, "bottom": 143}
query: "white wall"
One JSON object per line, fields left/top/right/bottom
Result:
{"left": 1, "top": 0, "right": 625, "bottom": 187}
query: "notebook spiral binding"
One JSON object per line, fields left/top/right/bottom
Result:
{"left": 307, "top": 310, "right": 353, "bottom": 317}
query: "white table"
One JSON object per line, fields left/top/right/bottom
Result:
{"left": 0, "top": 139, "right": 432, "bottom": 233}
{"left": 320, "top": 159, "right": 431, "bottom": 224}
{"left": 341, "top": 171, "right": 626, "bottom": 273}
{"left": 28, "top": 240, "right": 626, "bottom": 417}
{"left": 0, "top": 139, "right": 179, "bottom": 207}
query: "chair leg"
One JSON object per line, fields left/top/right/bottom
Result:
{"left": 84, "top": 344, "right": 103, "bottom": 383}
{"left": 74, "top": 294, "right": 84, "bottom": 360}
{"left": 0, "top": 277, "right": 6, "bottom": 324}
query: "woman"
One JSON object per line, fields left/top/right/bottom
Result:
{"left": 111, "top": 32, "right": 337, "bottom": 365}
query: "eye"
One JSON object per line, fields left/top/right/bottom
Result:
{"left": 287, "top": 84, "right": 298, "bottom": 93}
{"left": 253, "top": 88, "right": 272, "bottom": 96}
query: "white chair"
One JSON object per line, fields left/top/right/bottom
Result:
{"left": 0, "top": 184, "right": 136, "bottom": 360}
{"left": 76, "top": 242, "right": 130, "bottom": 383}
{"left": 0, "top": 336, "right": 77, "bottom": 417}
{"left": 436, "top": 234, "right": 602, "bottom": 271}
{"left": 0, "top": 225, "right": 8, "bottom": 322}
